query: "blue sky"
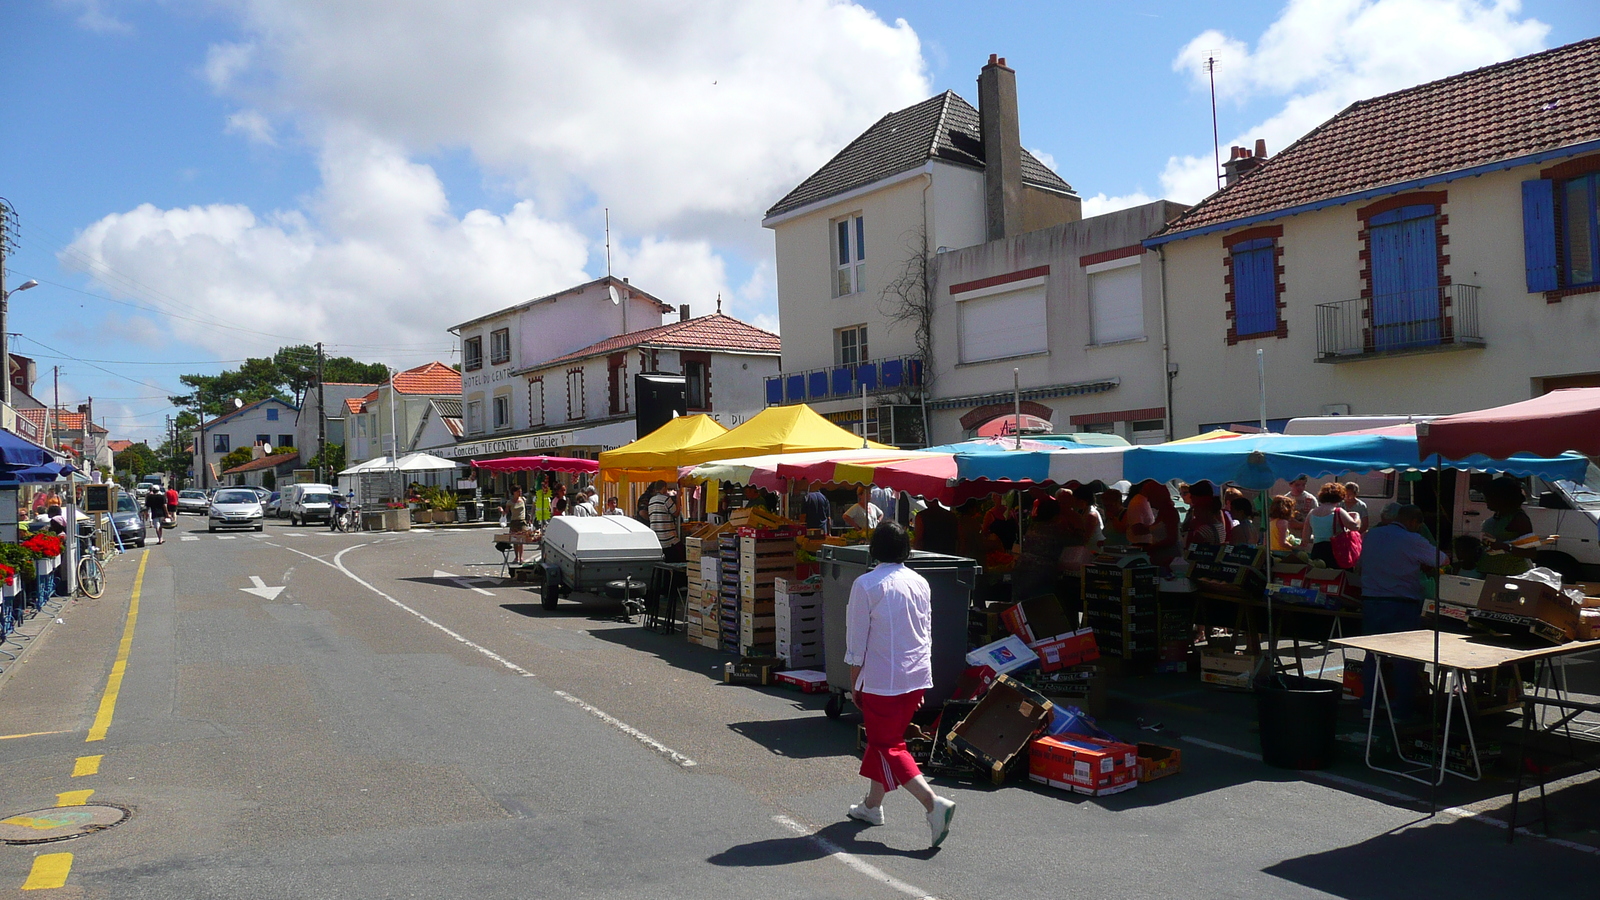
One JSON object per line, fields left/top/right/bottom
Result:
{"left": 1, "top": 0, "right": 1594, "bottom": 443}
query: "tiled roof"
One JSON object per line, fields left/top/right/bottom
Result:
{"left": 391, "top": 361, "right": 461, "bottom": 396}
{"left": 221, "top": 451, "right": 301, "bottom": 475}
{"left": 346, "top": 390, "right": 378, "bottom": 415}
{"left": 17, "top": 409, "right": 109, "bottom": 434}
{"left": 1157, "top": 36, "right": 1600, "bottom": 238}
{"left": 766, "top": 90, "right": 1074, "bottom": 219}
{"left": 106, "top": 440, "right": 136, "bottom": 453}
{"left": 535, "top": 314, "right": 782, "bottom": 369}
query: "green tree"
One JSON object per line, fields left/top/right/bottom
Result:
{"left": 218, "top": 447, "right": 254, "bottom": 472}
{"left": 114, "top": 443, "right": 159, "bottom": 478}
{"left": 171, "top": 346, "right": 390, "bottom": 416}
{"left": 310, "top": 443, "right": 345, "bottom": 480}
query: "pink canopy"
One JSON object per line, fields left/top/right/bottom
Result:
{"left": 1416, "top": 388, "right": 1600, "bottom": 460}
{"left": 471, "top": 455, "right": 599, "bottom": 474}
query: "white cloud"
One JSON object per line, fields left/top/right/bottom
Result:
{"left": 224, "top": 109, "right": 276, "bottom": 145}
{"left": 1080, "top": 191, "right": 1157, "bottom": 219}
{"left": 60, "top": 0, "right": 132, "bottom": 34}
{"left": 1028, "top": 147, "right": 1058, "bottom": 173}
{"left": 1160, "top": 0, "right": 1550, "bottom": 203}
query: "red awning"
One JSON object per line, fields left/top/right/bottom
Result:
{"left": 471, "top": 456, "right": 600, "bottom": 474}
{"left": 1415, "top": 388, "right": 1600, "bottom": 460}
{"left": 976, "top": 414, "right": 1053, "bottom": 437}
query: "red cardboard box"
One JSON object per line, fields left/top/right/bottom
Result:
{"left": 1028, "top": 734, "right": 1139, "bottom": 796}
{"left": 772, "top": 669, "right": 828, "bottom": 693}
{"left": 1029, "top": 628, "right": 1100, "bottom": 672}
{"left": 999, "top": 594, "right": 1076, "bottom": 644}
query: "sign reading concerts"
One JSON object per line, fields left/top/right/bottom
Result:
{"left": 432, "top": 420, "right": 635, "bottom": 459}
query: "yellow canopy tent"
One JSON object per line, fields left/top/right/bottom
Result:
{"left": 676, "top": 404, "right": 894, "bottom": 466}
{"left": 597, "top": 414, "right": 729, "bottom": 484}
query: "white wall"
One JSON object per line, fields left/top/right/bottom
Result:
{"left": 1162, "top": 156, "right": 1600, "bottom": 435}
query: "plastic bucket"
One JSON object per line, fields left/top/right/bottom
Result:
{"left": 1255, "top": 676, "right": 1341, "bottom": 769}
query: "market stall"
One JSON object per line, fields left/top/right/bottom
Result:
{"left": 675, "top": 404, "right": 893, "bottom": 466}
{"left": 597, "top": 414, "right": 729, "bottom": 485}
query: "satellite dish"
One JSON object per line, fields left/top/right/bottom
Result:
{"left": 262, "top": 443, "right": 273, "bottom": 455}
{"left": 607, "top": 284, "right": 621, "bottom": 305}
{"left": 232, "top": 397, "right": 244, "bottom": 409}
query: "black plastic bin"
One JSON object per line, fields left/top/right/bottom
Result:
{"left": 1256, "top": 676, "right": 1341, "bottom": 769}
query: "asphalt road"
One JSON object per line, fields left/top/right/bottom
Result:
{"left": 0, "top": 517, "right": 1595, "bottom": 898}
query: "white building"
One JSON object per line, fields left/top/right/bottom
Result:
{"left": 294, "top": 382, "right": 380, "bottom": 467}
{"left": 346, "top": 362, "right": 462, "bottom": 463}
{"left": 193, "top": 398, "right": 298, "bottom": 488}
{"left": 762, "top": 56, "right": 1081, "bottom": 445}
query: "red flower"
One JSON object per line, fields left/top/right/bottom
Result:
{"left": 21, "top": 534, "right": 63, "bottom": 558}
{"left": 0, "top": 562, "right": 14, "bottom": 587}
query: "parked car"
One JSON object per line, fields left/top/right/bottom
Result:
{"left": 264, "top": 491, "right": 284, "bottom": 517}
{"left": 112, "top": 493, "right": 146, "bottom": 548}
{"left": 250, "top": 486, "right": 272, "bottom": 503}
{"left": 283, "top": 483, "right": 336, "bottom": 525}
{"left": 176, "top": 489, "right": 209, "bottom": 515}
{"left": 209, "top": 488, "right": 265, "bottom": 533}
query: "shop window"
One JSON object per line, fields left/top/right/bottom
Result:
{"left": 464, "top": 336, "right": 484, "bottom": 371}
{"left": 835, "top": 325, "right": 869, "bottom": 366}
{"left": 833, "top": 213, "right": 865, "bottom": 296}
{"left": 490, "top": 328, "right": 511, "bottom": 365}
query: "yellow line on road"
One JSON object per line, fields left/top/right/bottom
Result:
{"left": 71, "top": 755, "right": 102, "bottom": 777}
{"left": 21, "top": 853, "right": 71, "bottom": 890}
{"left": 86, "top": 550, "right": 148, "bottom": 743}
{"left": 0, "top": 731, "right": 68, "bottom": 741}
{"left": 54, "top": 790, "right": 92, "bottom": 807}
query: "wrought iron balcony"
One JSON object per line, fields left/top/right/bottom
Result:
{"left": 764, "top": 356, "right": 924, "bottom": 407}
{"left": 1314, "top": 284, "right": 1483, "bottom": 362}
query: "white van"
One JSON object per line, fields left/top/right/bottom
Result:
{"left": 1280, "top": 416, "right": 1600, "bottom": 579}
{"left": 283, "top": 483, "right": 336, "bottom": 526}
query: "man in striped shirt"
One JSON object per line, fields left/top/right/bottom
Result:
{"left": 649, "top": 488, "right": 683, "bottom": 562}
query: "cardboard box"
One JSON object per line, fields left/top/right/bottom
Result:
{"left": 1439, "top": 575, "right": 1486, "bottom": 607}
{"left": 1028, "top": 735, "right": 1139, "bottom": 796}
{"left": 1305, "top": 568, "right": 1349, "bottom": 599}
{"left": 923, "top": 700, "right": 986, "bottom": 778}
{"left": 1029, "top": 628, "right": 1100, "bottom": 672}
{"left": 965, "top": 635, "right": 1041, "bottom": 676}
{"left": 772, "top": 669, "right": 828, "bottom": 693}
{"left": 1478, "top": 575, "right": 1580, "bottom": 638}
{"left": 1136, "top": 742, "right": 1182, "bottom": 782}
{"left": 947, "top": 675, "right": 1055, "bottom": 784}
{"left": 1468, "top": 608, "right": 1571, "bottom": 644}
{"left": 1200, "top": 648, "right": 1263, "bottom": 689}
{"left": 1424, "top": 598, "right": 1472, "bottom": 623}
{"left": 999, "top": 593, "right": 1077, "bottom": 644}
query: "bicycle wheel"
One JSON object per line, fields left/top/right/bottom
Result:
{"left": 77, "top": 555, "right": 105, "bottom": 599}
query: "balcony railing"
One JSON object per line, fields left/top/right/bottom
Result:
{"left": 1314, "top": 284, "right": 1483, "bottom": 362}
{"left": 765, "top": 356, "right": 924, "bottom": 407}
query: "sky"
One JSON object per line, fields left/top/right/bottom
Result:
{"left": 1, "top": 0, "right": 1595, "bottom": 444}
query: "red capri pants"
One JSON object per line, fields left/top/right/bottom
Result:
{"left": 856, "top": 689, "right": 925, "bottom": 791}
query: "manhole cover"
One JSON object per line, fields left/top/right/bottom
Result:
{"left": 0, "top": 804, "right": 131, "bottom": 844}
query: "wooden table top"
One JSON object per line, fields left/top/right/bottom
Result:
{"left": 1333, "top": 630, "right": 1600, "bottom": 669}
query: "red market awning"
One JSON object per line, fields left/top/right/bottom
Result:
{"left": 471, "top": 456, "right": 600, "bottom": 474}
{"left": 1416, "top": 388, "right": 1600, "bottom": 461}
{"left": 975, "top": 414, "right": 1052, "bottom": 437}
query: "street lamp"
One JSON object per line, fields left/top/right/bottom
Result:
{"left": 0, "top": 278, "right": 38, "bottom": 408}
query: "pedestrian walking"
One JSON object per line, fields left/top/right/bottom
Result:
{"left": 145, "top": 486, "right": 170, "bottom": 544}
{"left": 843, "top": 521, "right": 957, "bottom": 849}
{"left": 505, "top": 486, "right": 529, "bottom": 563}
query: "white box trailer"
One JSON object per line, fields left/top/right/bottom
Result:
{"left": 539, "top": 516, "right": 663, "bottom": 610}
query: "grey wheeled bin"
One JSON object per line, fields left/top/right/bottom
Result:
{"left": 819, "top": 544, "right": 982, "bottom": 719}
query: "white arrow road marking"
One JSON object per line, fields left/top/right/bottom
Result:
{"left": 240, "top": 575, "right": 286, "bottom": 601}
{"left": 433, "top": 569, "right": 494, "bottom": 596}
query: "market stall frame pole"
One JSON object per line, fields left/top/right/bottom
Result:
{"left": 1012, "top": 368, "right": 1022, "bottom": 451}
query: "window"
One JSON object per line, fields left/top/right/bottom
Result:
{"left": 464, "top": 336, "right": 484, "bottom": 371}
{"left": 1229, "top": 237, "right": 1279, "bottom": 337}
{"left": 1562, "top": 173, "right": 1598, "bottom": 287}
{"left": 835, "top": 325, "right": 869, "bottom": 366}
{"left": 256, "top": 434, "right": 270, "bottom": 446}
{"left": 493, "top": 394, "right": 512, "bottom": 430}
{"left": 1130, "top": 419, "right": 1167, "bottom": 445}
{"left": 955, "top": 278, "right": 1048, "bottom": 364}
{"left": 608, "top": 354, "right": 627, "bottom": 415}
{"left": 213, "top": 433, "right": 230, "bottom": 453}
{"left": 833, "top": 214, "right": 865, "bottom": 296}
{"left": 465, "top": 400, "right": 484, "bottom": 434}
{"left": 279, "top": 435, "right": 294, "bottom": 449}
{"left": 529, "top": 377, "right": 545, "bottom": 427}
{"left": 1088, "top": 259, "right": 1144, "bottom": 344}
{"left": 567, "top": 368, "right": 585, "bottom": 420}
{"left": 683, "top": 352, "right": 710, "bottom": 410}
{"left": 490, "top": 328, "right": 511, "bottom": 365}
{"left": 266, "top": 407, "right": 279, "bottom": 421}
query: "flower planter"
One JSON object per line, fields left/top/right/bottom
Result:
{"left": 433, "top": 509, "right": 457, "bottom": 524}
{"left": 361, "top": 511, "right": 388, "bottom": 531}
{"left": 384, "top": 509, "right": 411, "bottom": 532}
{"left": 413, "top": 509, "right": 434, "bottom": 525}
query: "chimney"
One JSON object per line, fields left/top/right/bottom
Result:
{"left": 1223, "top": 141, "right": 1268, "bottom": 186}
{"left": 679, "top": 303, "right": 691, "bottom": 322}
{"left": 978, "top": 54, "right": 1023, "bottom": 242}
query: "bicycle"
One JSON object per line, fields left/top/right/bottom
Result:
{"left": 75, "top": 524, "right": 110, "bottom": 600}
{"left": 331, "top": 503, "right": 362, "bottom": 533}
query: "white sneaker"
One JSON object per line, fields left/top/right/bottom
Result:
{"left": 926, "top": 796, "right": 955, "bottom": 848}
{"left": 847, "top": 803, "right": 884, "bottom": 826}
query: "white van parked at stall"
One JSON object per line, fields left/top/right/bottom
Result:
{"left": 283, "top": 483, "right": 336, "bottom": 526}
{"left": 1279, "top": 416, "right": 1600, "bottom": 580}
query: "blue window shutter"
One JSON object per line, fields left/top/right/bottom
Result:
{"left": 1522, "top": 179, "right": 1558, "bottom": 292}
{"left": 1233, "top": 243, "right": 1276, "bottom": 335}
{"left": 765, "top": 378, "right": 784, "bottom": 405}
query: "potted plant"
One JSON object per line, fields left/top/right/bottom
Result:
{"left": 431, "top": 490, "right": 458, "bottom": 524}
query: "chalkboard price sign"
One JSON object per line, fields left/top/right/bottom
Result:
{"left": 84, "top": 485, "right": 113, "bottom": 513}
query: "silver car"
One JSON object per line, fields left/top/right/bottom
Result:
{"left": 176, "top": 489, "right": 209, "bottom": 516}
{"left": 209, "top": 488, "right": 265, "bottom": 533}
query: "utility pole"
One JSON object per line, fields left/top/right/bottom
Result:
{"left": 197, "top": 387, "right": 207, "bottom": 491}
{"left": 86, "top": 395, "right": 94, "bottom": 477}
{"left": 0, "top": 199, "right": 15, "bottom": 409}
{"left": 316, "top": 341, "right": 326, "bottom": 482}
{"left": 52, "top": 365, "right": 59, "bottom": 454}
{"left": 165, "top": 415, "right": 174, "bottom": 485}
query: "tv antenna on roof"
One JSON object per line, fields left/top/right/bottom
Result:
{"left": 1206, "top": 53, "right": 1222, "bottom": 190}
{"left": 604, "top": 207, "right": 612, "bottom": 278}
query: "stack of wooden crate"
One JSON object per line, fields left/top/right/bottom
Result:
{"left": 686, "top": 537, "right": 723, "bottom": 648}
{"left": 719, "top": 533, "right": 742, "bottom": 653}
{"left": 737, "top": 530, "right": 797, "bottom": 656}
{"left": 775, "top": 576, "right": 823, "bottom": 668}
{"left": 1082, "top": 560, "right": 1160, "bottom": 668}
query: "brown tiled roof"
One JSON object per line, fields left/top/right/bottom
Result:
{"left": 766, "top": 90, "right": 1074, "bottom": 219}
{"left": 391, "top": 361, "right": 461, "bottom": 395}
{"left": 346, "top": 391, "right": 376, "bottom": 415}
{"left": 106, "top": 440, "right": 136, "bottom": 453}
{"left": 17, "top": 409, "right": 109, "bottom": 434}
{"left": 221, "top": 451, "right": 300, "bottom": 475}
{"left": 535, "top": 314, "right": 781, "bottom": 369}
{"left": 1156, "top": 37, "right": 1600, "bottom": 239}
